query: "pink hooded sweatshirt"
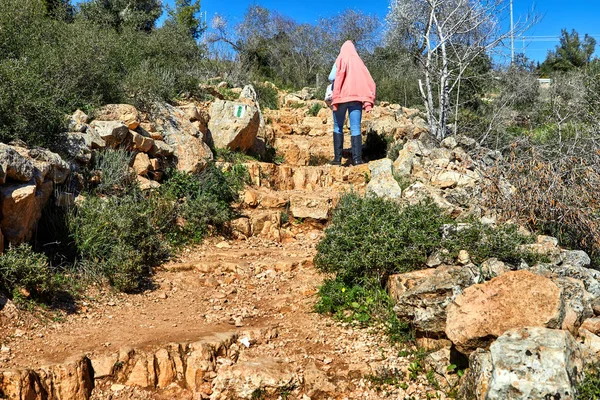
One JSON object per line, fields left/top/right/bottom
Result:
{"left": 331, "top": 41, "right": 376, "bottom": 112}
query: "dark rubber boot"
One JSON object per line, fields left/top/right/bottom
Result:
{"left": 351, "top": 135, "right": 364, "bottom": 165}
{"left": 329, "top": 133, "right": 343, "bottom": 165}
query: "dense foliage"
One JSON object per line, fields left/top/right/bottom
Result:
{"left": 0, "top": 0, "right": 206, "bottom": 148}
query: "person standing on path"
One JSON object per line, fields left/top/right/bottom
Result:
{"left": 328, "top": 40, "right": 376, "bottom": 166}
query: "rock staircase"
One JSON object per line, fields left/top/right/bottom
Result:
{"left": 0, "top": 97, "right": 444, "bottom": 400}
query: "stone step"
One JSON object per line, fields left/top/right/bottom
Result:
{"left": 242, "top": 161, "right": 369, "bottom": 192}
{"left": 0, "top": 328, "right": 279, "bottom": 400}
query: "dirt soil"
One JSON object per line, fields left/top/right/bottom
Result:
{"left": 0, "top": 230, "right": 441, "bottom": 399}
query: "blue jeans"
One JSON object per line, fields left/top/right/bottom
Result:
{"left": 333, "top": 101, "right": 362, "bottom": 137}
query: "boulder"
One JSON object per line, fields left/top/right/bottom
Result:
{"left": 366, "top": 158, "right": 402, "bottom": 200}
{"left": 388, "top": 265, "right": 477, "bottom": 336}
{"left": 17, "top": 147, "right": 70, "bottom": 184}
{"left": 208, "top": 100, "right": 260, "bottom": 151}
{"left": 553, "top": 277, "right": 594, "bottom": 334}
{"left": 0, "top": 181, "right": 53, "bottom": 244}
{"left": 95, "top": 104, "right": 140, "bottom": 130}
{"left": 90, "top": 120, "right": 129, "bottom": 147}
{"left": 68, "top": 109, "right": 88, "bottom": 132}
{"left": 64, "top": 133, "right": 92, "bottom": 164}
{"left": 131, "top": 131, "right": 154, "bottom": 153}
{"left": 164, "top": 133, "right": 212, "bottom": 174}
{"left": 289, "top": 194, "right": 331, "bottom": 220}
{"left": 561, "top": 250, "right": 591, "bottom": 268}
{"left": 36, "top": 356, "right": 94, "bottom": 400}
{"left": 211, "top": 357, "right": 300, "bottom": 399}
{"left": 80, "top": 128, "right": 106, "bottom": 149}
{"left": 403, "top": 182, "right": 456, "bottom": 213}
{"left": 0, "top": 143, "right": 34, "bottom": 183}
{"left": 445, "top": 271, "right": 563, "bottom": 354}
{"left": 460, "top": 327, "right": 583, "bottom": 400}
{"left": 132, "top": 153, "right": 151, "bottom": 176}
{"left": 520, "top": 262, "right": 600, "bottom": 298}
{"left": 151, "top": 103, "right": 212, "bottom": 172}
{"left": 148, "top": 141, "right": 175, "bottom": 158}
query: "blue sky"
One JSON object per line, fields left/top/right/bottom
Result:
{"left": 162, "top": 0, "right": 600, "bottom": 63}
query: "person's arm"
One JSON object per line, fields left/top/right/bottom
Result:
{"left": 328, "top": 64, "right": 337, "bottom": 82}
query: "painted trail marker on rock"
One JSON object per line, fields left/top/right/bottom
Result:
{"left": 234, "top": 104, "right": 246, "bottom": 119}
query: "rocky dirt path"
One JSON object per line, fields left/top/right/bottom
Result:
{"left": 0, "top": 231, "right": 441, "bottom": 399}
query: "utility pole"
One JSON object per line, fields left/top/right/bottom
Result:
{"left": 510, "top": 0, "right": 515, "bottom": 63}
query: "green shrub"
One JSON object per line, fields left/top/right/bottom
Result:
{"left": 69, "top": 190, "right": 167, "bottom": 292}
{"left": 157, "top": 164, "right": 249, "bottom": 245}
{"left": 0, "top": 244, "right": 57, "bottom": 297}
{"left": 577, "top": 366, "right": 600, "bottom": 399}
{"left": 0, "top": 0, "right": 206, "bottom": 149}
{"left": 315, "top": 277, "right": 411, "bottom": 341}
{"left": 92, "top": 149, "right": 136, "bottom": 195}
{"left": 315, "top": 193, "right": 451, "bottom": 283}
{"left": 443, "top": 222, "right": 537, "bottom": 266}
{"left": 254, "top": 83, "right": 279, "bottom": 110}
{"left": 308, "top": 103, "right": 323, "bottom": 117}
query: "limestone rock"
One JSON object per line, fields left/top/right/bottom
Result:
{"left": 0, "top": 181, "right": 53, "bottom": 244}
{"left": 165, "top": 133, "right": 212, "bottom": 174}
{"left": 521, "top": 262, "right": 600, "bottom": 298}
{"left": 581, "top": 317, "right": 600, "bottom": 335}
{"left": 366, "top": 158, "right": 402, "bottom": 200}
{"left": 64, "top": 134, "right": 92, "bottom": 163}
{"left": 132, "top": 153, "right": 151, "bottom": 176}
{"left": 0, "top": 143, "right": 34, "bottom": 183}
{"left": 18, "top": 147, "right": 70, "bottom": 184}
{"left": 68, "top": 109, "right": 88, "bottom": 132}
{"left": 148, "top": 141, "right": 175, "bottom": 157}
{"left": 211, "top": 357, "right": 299, "bottom": 399}
{"left": 403, "top": 181, "right": 456, "bottom": 213}
{"left": 151, "top": 103, "right": 212, "bottom": 172}
{"left": 460, "top": 327, "right": 583, "bottom": 400}
{"left": 90, "top": 120, "right": 129, "bottom": 147}
{"left": 446, "top": 271, "right": 563, "bottom": 354}
{"left": 561, "top": 250, "right": 591, "bottom": 268}
{"left": 95, "top": 104, "right": 140, "bottom": 130}
{"left": 131, "top": 131, "right": 154, "bottom": 153}
{"left": 388, "top": 265, "right": 477, "bottom": 336}
{"left": 289, "top": 194, "right": 331, "bottom": 220}
{"left": 553, "top": 277, "right": 593, "bottom": 335}
{"left": 37, "top": 356, "right": 94, "bottom": 400}
{"left": 303, "top": 361, "right": 337, "bottom": 397}
{"left": 208, "top": 100, "right": 260, "bottom": 151}
{"left": 458, "top": 349, "right": 493, "bottom": 400}
{"left": 90, "top": 353, "right": 118, "bottom": 379}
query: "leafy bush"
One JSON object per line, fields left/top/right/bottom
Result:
{"left": 254, "top": 83, "right": 279, "bottom": 110}
{"left": 308, "top": 103, "right": 323, "bottom": 117}
{"left": 315, "top": 193, "right": 452, "bottom": 283}
{"left": 157, "top": 164, "right": 249, "bottom": 245}
{"left": 0, "top": 0, "right": 206, "bottom": 149}
{"left": 69, "top": 190, "right": 167, "bottom": 292}
{"left": 92, "top": 149, "right": 136, "bottom": 195}
{"left": 443, "top": 222, "right": 537, "bottom": 266}
{"left": 315, "top": 277, "right": 411, "bottom": 341}
{"left": 577, "top": 366, "right": 600, "bottom": 399}
{"left": 0, "top": 244, "right": 57, "bottom": 297}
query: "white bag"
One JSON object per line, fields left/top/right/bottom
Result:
{"left": 324, "top": 84, "right": 333, "bottom": 102}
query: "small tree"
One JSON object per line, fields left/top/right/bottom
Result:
{"left": 386, "top": 0, "right": 535, "bottom": 140}
{"left": 167, "top": 0, "right": 205, "bottom": 39}
{"left": 79, "top": 0, "right": 162, "bottom": 32}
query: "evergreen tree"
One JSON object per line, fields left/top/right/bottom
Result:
{"left": 168, "top": 0, "right": 205, "bottom": 39}
{"left": 540, "top": 29, "right": 596, "bottom": 74}
{"left": 79, "top": 0, "right": 162, "bottom": 33}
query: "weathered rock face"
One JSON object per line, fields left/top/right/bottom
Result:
{"left": 388, "top": 265, "right": 476, "bottom": 336}
{"left": 211, "top": 357, "right": 300, "bottom": 399}
{"left": 460, "top": 327, "right": 583, "bottom": 400}
{"left": 208, "top": 100, "right": 260, "bottom": 151}
{"left": 152, "top": 103, "right": 213, "bottom": 173}
{"left": 289, "top": 194, "right": 331, "bottom": 220}
{"left": 90, "top": 120, "right": 129, "bottom": 148}
{"left": 95, "top": 104, "right": 140, "bottom": 130}
{"left": 15, "top": 147, "right": 70, "bottom": 185}
{"left": 0, "top": 143, "right": 35, "bottom": 183}
{"left": 446, "top": 270, "right": 564, "bottom": 354}
{"left": 366, "top": 158, "right": 402, "bottom": 200}
{"left": 0, "top": 181, "right": 53, "bottom": 244}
